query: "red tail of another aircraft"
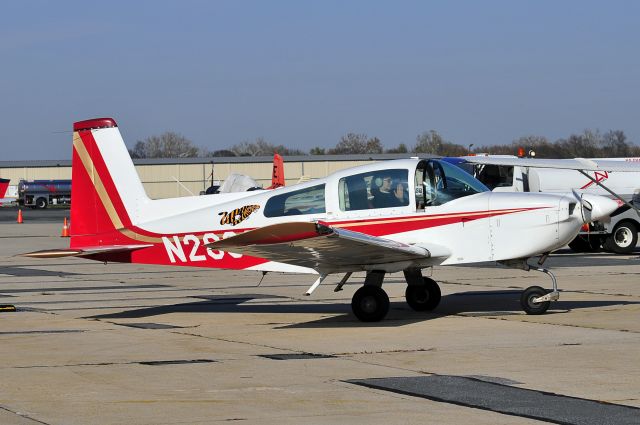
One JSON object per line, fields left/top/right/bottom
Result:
{"left": 0, "top": 178, "right": 9, "bottom": 198}
{"left": 268, "top": 153, "right": 285, "bottom": 189}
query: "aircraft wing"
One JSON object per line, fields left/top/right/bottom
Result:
{"left": 22, "top": 244, "right": 153, "bottom": 258}
{"left": 463, "top": 156, "right": 640, "bottom": 172}
{"left": 207, "top": 222, "right": 447, "bottom": 273}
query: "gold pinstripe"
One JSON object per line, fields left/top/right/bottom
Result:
{"left": 120, "top": 228, "right": 162, "bottom": 243}
{"left": 73, "top": 132, "right": 162, "bottom": 243}
{"left": 73, "top": 132, "right": 124, "bottom": 229}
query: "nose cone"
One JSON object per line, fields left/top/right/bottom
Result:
{"left": 579, "top": 194, "right": 620, "bottom": 222}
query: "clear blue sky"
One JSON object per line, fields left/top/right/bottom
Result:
{"left": 2, "top": 0, "right": 639, "bottom": 159}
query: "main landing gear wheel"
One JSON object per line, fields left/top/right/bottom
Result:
{"left": 520, "top": 286, "right": 551, "bottom": 315}
{"left": 351, "top": 285, "right": 390, "bottom": 322}
{"left": 405, "top": 277, "right": 441, "bottom": 311}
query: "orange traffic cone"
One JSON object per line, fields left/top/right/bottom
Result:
{"left": 17, "top": 209, "right": 23, "bottom": 224}
{"left": 61, "top": 217, "right": 70, "bottom": 237}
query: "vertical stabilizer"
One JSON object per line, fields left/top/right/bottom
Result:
{"left": 70, "top": 118, "right": 149, "bottom": 246}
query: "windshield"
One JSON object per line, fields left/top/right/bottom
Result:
{"left": 416, "top": 159, "right": 489, "bottom": 208}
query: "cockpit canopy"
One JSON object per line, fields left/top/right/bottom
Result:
{"left": 415, "top": 159, "right": 489, "bottom": 209}
{"left": 259, "top": 159, "right": 489, "bottom": 218}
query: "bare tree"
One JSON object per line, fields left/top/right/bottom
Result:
{"left": 129, "top": 141, "right": 147, "bottom": 159}
{"left": 414, "top": 130, "right": 444, "bottom": 154}
{"left": 385, "top": 143, "right": 408, "bottom": 154}
{"left": 201, "top": 149, "right": 237, "bottom": 157}
{"left": 557, "top": 130, "right": 601, "bottom": 158}
{"left": 309, "top": 147, "right": 326, "bottom": 155}
{"left": 482, "top": 135, "right": 561, "bottom": 157}
{"left": 129, "top": 132, "right": 199, "bottom": 158}
{"left": 231, "top": 139, "right": 266, "bottom": 156}
{"left": 328, "top": 133, "right": 383, "bottom": 154}
{"left": 230, "top": 137, "right": 306, "bottom": 156}
{"left": 481, "top": 130, "right": 639, "bottom": 158}
{"left": 413, "top": 130, "right": 468, "bottom": 156}
{"left": 600, "top": 130, "right": 630, "bottom": 157}
{"left": 128, "top": 127, "right": 638, "bottom": 160}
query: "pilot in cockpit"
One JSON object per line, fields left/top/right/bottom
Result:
{"left": 372, "top": 173, "right": 406, "bottom": 208}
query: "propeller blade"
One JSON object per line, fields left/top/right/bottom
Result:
{"left": 572, "top": 189, "right": 592, "bottom": 211}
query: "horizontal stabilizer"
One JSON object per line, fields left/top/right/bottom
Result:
{"left": 22, "top": 244, "right": 153, "bottom": 259}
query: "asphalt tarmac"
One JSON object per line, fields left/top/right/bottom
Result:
{"left": 0, "top": 221, "right": 639, "bottom": 424}
{"left": 0, "top": 206, "right": 69, "bottom": 223}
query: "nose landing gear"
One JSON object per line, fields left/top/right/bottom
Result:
{"left": 501, "top": 258, "right": 561, "bottom": 315}
{"left": 519, "top": 265, "right": 560, "bottom": 315}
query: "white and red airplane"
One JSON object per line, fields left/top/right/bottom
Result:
{"left": 25, "top": 118, "right": 630, "bottom": 321}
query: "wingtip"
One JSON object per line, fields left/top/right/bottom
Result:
{"left": 21, "top": 249, "right": 83, "bottom": 258}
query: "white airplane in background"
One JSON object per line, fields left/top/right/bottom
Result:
{"left": 24, "top": 118, "right": 635, "bottom": 322}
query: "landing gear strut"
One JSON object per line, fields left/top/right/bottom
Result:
{"left": 502, "top": 258, "right": 560, "bottom": 315}
{"left": 520, "top": 265, "right": 559, "bottom": 315}
{"left": 403, "top": 269, "right": 442, "bottom": 312}
{"left": 351, "top": 271, "right": 389, "bottom": 322}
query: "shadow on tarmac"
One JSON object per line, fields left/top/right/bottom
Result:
{"left": 0, "top": 266, "right": 79, "bottom": 277}
{"left": 87, "top": 290, "right": 640, "bottom": 328}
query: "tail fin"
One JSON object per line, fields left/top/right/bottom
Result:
{"left": 0, "top": 178, "right": 9, "bottom": 198}
{"left": 268, "top": 153, "right": 285, "bottom": 189}
{"left": 70, "top": 118, "right": 149, "bottom": 247}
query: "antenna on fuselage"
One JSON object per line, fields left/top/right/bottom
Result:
{"left": 256, "top": 271, "right": 268, "bottom": 287}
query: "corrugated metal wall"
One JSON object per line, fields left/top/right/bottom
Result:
{"left": 0, "top": 159, "right": 381, "bottom": 199}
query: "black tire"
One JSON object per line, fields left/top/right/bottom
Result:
{"left": 351, "top": 286, "right": 390, "bottom": 322}
{"left": 520, "top": 286, "right": 550, "bottom": 315}
{"left": 603, "top": 221, "right": 638, "bottom": 254}
{"left": 35, "top": 197, "right": 47, "bottom": 209}
{"left": 568, "top": 235, "right": 601, "bottom": 252}
{"left": 405, "top": 277, "right": 441, "bottom": 311}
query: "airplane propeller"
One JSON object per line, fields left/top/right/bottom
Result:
{"left": 572, "top": 189, "right": 618, "bottom": 223}
{"left": 572, "top": 189, "right": 591, "bottom": 224}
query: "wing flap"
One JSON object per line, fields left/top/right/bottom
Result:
{"left": 207, "top": 221, "right": 442, "bottom": 272}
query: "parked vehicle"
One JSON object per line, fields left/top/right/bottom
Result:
{"left": 18, "top": 179, "right": 71, "bottom": 209}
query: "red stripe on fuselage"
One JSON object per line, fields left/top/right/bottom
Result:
{"left": 323, "top": 207, "right": 544, "bottom": 236}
